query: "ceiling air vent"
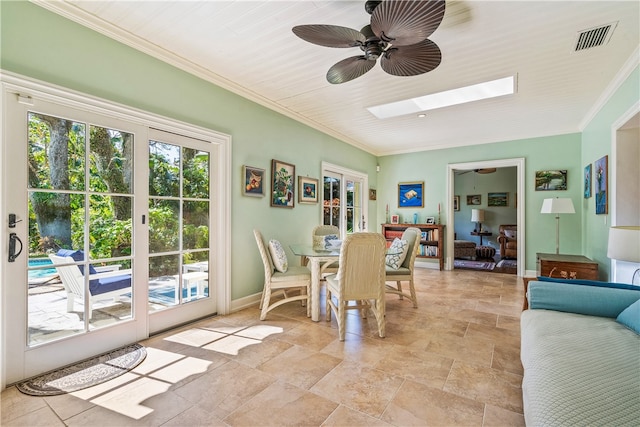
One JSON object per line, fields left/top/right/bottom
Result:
{"left": 574, "top": 22, "right": 617, "bottom": 52}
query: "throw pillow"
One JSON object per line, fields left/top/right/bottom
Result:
{"left": 385, "top": 238, "right": 409, "bottom": 270}
{"left": 268, "top": 239, "right": 288, "bottom": 273}
{"left": 616, "top": 299, "right": 640, "bottom": 334}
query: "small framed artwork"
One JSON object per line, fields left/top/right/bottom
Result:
{"left": 369, "top": 189, "right": 377, "bottom": 200}
{"left": 271, "top": 159, "right": 295, "bottom": 208}
{"left": 425, "top": 216, "right": 436, "bottom": 225}
{"left": 584, "top": 164, "right": 592, "bottom": 198}
{"left": 453, "top": 195, "right": 460, "bottom": 211}
{"left": 420, "top": 231, "right": 427, "bottom": 240}
{"left": 467, "top": 194, "right": 481, "bottom": 205}
{"left": 391, "top": 214, "right": 400, "bottom": 224}
{"left": 298, "top": 176, "right": 318, "bottom": 204}
{"left": 242, "top": 165, "right": 265, "bottom": 197}
{"left": 535, "top": 170, "right": 567, "bottom": 191}
{"left": 595, "top": 155, "right": 608, "bottom": 214}
{"left": 398, "top": 181, "right": 424, "bottom": 208}
{"left": 488, "top": 192, "right": 509, "bottom": 207}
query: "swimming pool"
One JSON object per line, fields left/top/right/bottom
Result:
{"left": 28, "top": 259, "right": 57, "bottom": 279}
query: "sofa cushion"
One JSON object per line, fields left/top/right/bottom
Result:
{"left": 616, "top": 299, "right": 640, "bottom": 334}
{"left": 528, "top": 281, "right": 640, "bottom": 318}
{"left": 536, "top": 276, "right": 639, "bottom": 291}
{"left": 521, "top": 310, "right": 640, "bottom": 426}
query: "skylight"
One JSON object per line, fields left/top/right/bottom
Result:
{"left": 367, "top": 76, "right": 516, "bottom": 119}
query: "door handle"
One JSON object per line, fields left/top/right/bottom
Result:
{"left": 8, "top": 233, "right": 23, "bottom": 262}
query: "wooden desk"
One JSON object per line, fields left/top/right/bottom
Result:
{"left": 536, "top": 253, "right": 598, "bottom": 280}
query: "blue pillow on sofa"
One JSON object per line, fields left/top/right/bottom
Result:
{"left": 616, "top": 299, "right": 640, "bottom": 334}
{"left": 536, "top": 276, "right": 639, "bottom": 291}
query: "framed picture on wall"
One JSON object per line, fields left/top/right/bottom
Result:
{"left": 242, "top": 165, "right": 265, "bottom": 197}
{"left": 271, "top": 159, "right": 295, "bottom": 208}
{"left": 535, "top": 170, "right": 567, "bottom": 191}
{"left": 467, "top": 194, "right": 481, "bottom": 205}
{"left": 488, "top": 192, "right": 509, "bottom": 207}
{"left": 595, "top": 155, "right": 608, "bottom": 214}
{"left": 584, "top": 164, "right": 592, "bottom": 198}
{"left": 298, "top": 176, "right": 318, "bottom": 204}
{"left": 391, "top": 214, "right": 400, "bottom": 224}
{"left": 398, "top": 181, "right": 424, "bottom": 208}
{"left": 453, "top": 195, "right": 460, "bottom": 211}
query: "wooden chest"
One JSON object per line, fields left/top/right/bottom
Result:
{"left": 536, "top": 253, "right": 598, "bottom": 280}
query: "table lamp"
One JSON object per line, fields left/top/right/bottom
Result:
{"left": 471, "top": 209, "right": 485, "bottom": 232}
{"left": 607, "top": 226, "right": 640, "bottom": 285}
{"left": 540, "top": 198, "right": 575, "bottom": 254}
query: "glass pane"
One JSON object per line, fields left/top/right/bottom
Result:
{"left": 149, "top": 199, "right": 180, "bottom": 253}
{"left": 183, "top": 201, "right": 209, "bottom": 250}
{"left": 28, "top": 192, "right": 85, "bottom": 260}
{"left": 183, "top": 252, "right": 209, "bottom": 301}
{"left": 149, "top": 254, "right": 180, "bottom": 309}
{"left": 183, "top": 148, "right": 209, "bottom": 199}
{"left": 89, "top": 195, "right": 132, "bottom": 259}
{"left": 28, "top": 112, "right": 86, "bottom": 191}
{"left": 89, "top": 125, "right": 133, "bottom": 194}
{"left": 149, "top": 141, "right": 180, "bottom": 197}
{"left": 323, "top": 176, "right": 341, "bottom": 227}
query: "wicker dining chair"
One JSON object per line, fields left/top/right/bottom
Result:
{"left": 385, "top": 226, "right": 421, "bottom": 308}
{"left": 254, "top": 229, "right": 311, "bottom": 320}
{"left": 325, "top": 232, "right": 387, "bottom": 341}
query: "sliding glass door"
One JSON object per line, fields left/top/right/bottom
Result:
{"left": 322, "top": 162, "right": 368, "bottom": 236}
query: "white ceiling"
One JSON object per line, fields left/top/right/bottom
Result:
{"left": 37, "top": 1, "right": 639, "bottom": 156}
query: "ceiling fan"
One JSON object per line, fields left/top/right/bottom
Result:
{"left": 456, "top": 168, "right": 497, "bottom": 175}
{"left": 292, "top": 0, "right": 446, "bottom": 84}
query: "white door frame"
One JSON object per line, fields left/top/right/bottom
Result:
{"left": 447, "top": 158, "right": 525, "bottom": 276}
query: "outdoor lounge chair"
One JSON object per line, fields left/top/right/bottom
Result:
{"left": 49, "top": 250, "right": 132, "bottom": 319}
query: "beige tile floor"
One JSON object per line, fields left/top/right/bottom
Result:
{"left": 2, "top": 268, "right": 526, "bottom": 426}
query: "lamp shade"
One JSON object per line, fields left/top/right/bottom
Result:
{"left": 607, "top": 226, "right": 640, "bottom": 263}
{"left": 540, "top": 198, "right": 575, "bottom": 214}
{"left": 471, "top": 209, "right": 485, "bottom": 222}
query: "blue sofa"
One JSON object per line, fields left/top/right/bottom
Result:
{"left": 521, "top": 279, "right": 640, "bottom": 426}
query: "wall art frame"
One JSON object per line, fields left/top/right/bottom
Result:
{"left": 595, "top": 155, "right": 608, "bottom": 214}
{"left": 271, "top": 159, "right": 295, "bottom": 208}
{"left": 391, "top": 214, "right": 400, "bottom": 224}
{"left": 466, "top": 194, "right": 481, "bottom": 205}
{"left": 488, "top": 192, "right": 509, "bottom": 207}
{"left": 425, "top": 216, "right": 436, "bottom": 225}
{"left": 535, "top": 170, "right": 568, "bottom": 191}
{"left": 242, "top": 165, "right": 265, "bottom": 197}
{"left": 298, "top": 176, "right": 318, "bottom": 204}
{"left": 584, "top": 164, "right": 592, "bottom": 198}
{"left": 453, "top": 195, "right": 460, "bottom": 211}
{"left": 398, "top": 181, "right": 424, "bottom": 208}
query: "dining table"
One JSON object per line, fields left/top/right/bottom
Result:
{"left": 289, "top": 242, "right": 398, "bottom": 322}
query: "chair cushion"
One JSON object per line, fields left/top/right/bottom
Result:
{"left": 268, "top": 239, "right": 288, "bottom": 273}
{"left": 89, "top": 274, "right": 131, "bottom": 295}
{"left": 385, "top": 265, "right": 410, "bottom": 276}
{"left": 271, "top": 266, "right": 310, "bottom": 282}
{"left": 385, "top": 238, "right": 409, "bottom": 270}
{"left": 57, "top": 249, "right": 97, "bottom": 275}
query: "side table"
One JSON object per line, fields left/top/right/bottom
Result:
{"left": 536, "top": 253, "right": 598, "bottom": 280}
{"left": 470, "top": 231, "right": 492, "bottom": 245}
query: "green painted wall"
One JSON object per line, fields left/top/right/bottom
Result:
{"left": 581, "top": 66, "right": 640, "bottom": 279}
{"left": 0, "top": 2, "right": 377, "bottom": 300}
{"left": 2, "top": 2, "right": 637, "bottom": 291}
{"left": 378, "top": 134, "right": 584, "bottom": 271}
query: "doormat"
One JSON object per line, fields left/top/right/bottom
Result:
{"left": 453, "top": 259, "right": 496, "bottom": 271}
{"left": 16, "top": 343, "right": 146, "bottom": 396}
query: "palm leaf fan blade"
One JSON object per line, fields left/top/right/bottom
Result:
{"left": 327, "top": 56, "right": 376, "bottom": 84}
{"left": 381, "top": 39, "right": 442, "bottom": 76}
{"left": 292, "top": 25, "right": 365, "bottom": 48}
{"left": 370, "top": 0, "right": 446, "bottom": 45}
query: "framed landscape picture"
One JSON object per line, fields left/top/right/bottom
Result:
{"left": 398, "top": 181, "right": 424, "bottom": 208}
{"left": 595, "top": 155, "right": 608, "bottom": 214}
{"left": 271, "top": 159, "right": 295, "bottom": 208}
{"left": 298, "top": 176, "right": 318, "bottom": 204}
{"left": 242, "top": 165, "right": 265, "bottom": 197}
{"left": 535, "top": 170, "right": 567, "bottom": 191}
{"left": 488, "top": 192, "right": 509, "bottom": 207}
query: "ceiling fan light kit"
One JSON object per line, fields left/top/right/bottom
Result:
{"left": 292, "top": 0, "right": 446, "bottom": 84}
